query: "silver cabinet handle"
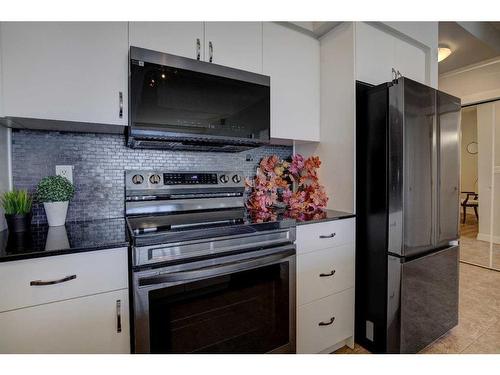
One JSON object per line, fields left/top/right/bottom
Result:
{"left": 319, "top": 270, "right": 336, "bottom": 277}
{"left": 319, "top": 233, "right": 336, "bottom": 239}
{"left": 319, "top": 316, "right": 336, "bottom": 326}
{"left": 209, "top": 41, "right": 213, "bottom": 63}
{"left": 119, "top": 91, "right": 123, "bottom": 119}
{"left": 196, "top": 38, "right": 201, "bottom": 60}
{"left": 30, "top": 274, "right": 76, "bottom": 286}
{"left": 116, "top": 299, "right": 122, "bottom": 333}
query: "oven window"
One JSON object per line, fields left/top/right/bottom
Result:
{"left": 149, "top": 263, "right": 290, "bottom": 353}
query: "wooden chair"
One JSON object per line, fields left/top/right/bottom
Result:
{"left": 461, "top": 191, "right": 478, "bottom": 224}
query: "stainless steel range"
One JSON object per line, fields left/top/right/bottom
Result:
{"left": 125, "top": 170, "right": 296, "bottom": 354}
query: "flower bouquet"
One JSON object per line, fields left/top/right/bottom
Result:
{"left": 245, "top": 154, "right": 328, "bottom": 222}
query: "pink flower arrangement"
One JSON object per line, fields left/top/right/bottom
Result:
{"left": 246, "top": 154, "right": 328, "bottom": 222}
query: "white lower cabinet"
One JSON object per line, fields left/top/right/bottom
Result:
{"left": 297, "top": 243, "right": 355, "bottom": 306}
{"left": 295, "top": 218, "right": 355, "bottom": 354}
{"left": 0, "top": 247, "right": 130, "bottom": 354}
{"left": 297, "top": 288, "right": 355, "bottom": 354}
{"left": 0, "top": 289, "right": 129, "bottom": 354}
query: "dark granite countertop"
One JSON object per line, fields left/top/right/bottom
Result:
{"left": 0, "top": 218, "right": 129, "bottom": 262}
{"left": 293, "top": 209, "right": 355, "bottom": 225}
{"left": 246, "top": 208, "right": 355, "bottom": 226}
{"left": 0, "top": 209, "right": 354, "bottom": 263}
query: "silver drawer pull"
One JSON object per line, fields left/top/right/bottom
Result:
{"left": 319, "top": 316, "right": 336, "bottom": 326}
{"left": 319, "top": 233, "right": 336, "bottom": 239}
{"left": 319, "top": 270, "right": 336, "bottom": 277}
{"left": 116, "top": 300, "right": 122, "bottom": 333}
{"left": 30, "top": 274, "right": 77, "bottom": 286}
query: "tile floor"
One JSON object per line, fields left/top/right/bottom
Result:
{"left": 335, "top": 213, "right": 500, "bottom": 354}
{"left": 460, "top": 214, "right": 500, "bottom": 270}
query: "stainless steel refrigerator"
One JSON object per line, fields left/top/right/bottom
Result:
{"left": 355, "top": 77, "right": 461, "bottom": 353}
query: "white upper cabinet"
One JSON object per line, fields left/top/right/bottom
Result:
{"left": 129, "top": 22, "right": 204, "bottom": 60}
{"left": 0, "top": 22, "right": 128, "bottom": 126}
{"left": 355, "top": 22, "right": 427, "bottom": 86}
{"left": 393, "top": 37, "right": 426, "bottom": 84}
{"left": 263, "top": 23, "right": 320, "bottom": 142}
{"left": 204, "top": 22, "right": 262, "bottom": 73}
{"left": 355, "top": 22, "right": 395, "bottom": 85}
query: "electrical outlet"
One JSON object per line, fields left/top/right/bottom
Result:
{"left": 56, "top": 165, "right": 73, "bottom": 184}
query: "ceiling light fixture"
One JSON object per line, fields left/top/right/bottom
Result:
{"left": 438, "top": 47, "right": 452, "bottom": 62}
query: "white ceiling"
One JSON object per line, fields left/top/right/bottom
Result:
{"left": 439, "top": 22, "right": 500, "bottom": 74}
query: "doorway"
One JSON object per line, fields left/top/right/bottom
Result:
{"left": 459, "top": 100, "right": 500, "bottom": 271}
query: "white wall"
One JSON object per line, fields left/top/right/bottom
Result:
{"left": 439, "top": 58, "right": 500, "bottom": 104}
{"left": 461, "top": 107, "right": 478, "bottom": 193}
{"left": 295, "top": 23, "right": 355, "bottom": 213}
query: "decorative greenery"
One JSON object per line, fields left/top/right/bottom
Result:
{"left": 245, "top": 154, "right": 328, "bottom": 222}
{"left": 36, "top": 175, "right": 75, "bottom": 203}
{"left": 1, "top": 190, "right": 33, "bottom": 215}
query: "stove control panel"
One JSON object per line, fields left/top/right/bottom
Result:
{"left": 164, "top": 173, "right": 219, "bottom": 185}
{"left": 126, "top": 170, "right": 243, "bottom": 190}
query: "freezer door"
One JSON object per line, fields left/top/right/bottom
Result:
{"left": 386, "top": 246, "right": 459, "bottom": 353}
{"left": 437, "top": 91, "right": 461, "bottom": 247}
{"left": 389, "top": 78, "right": 437, "bottom": 257}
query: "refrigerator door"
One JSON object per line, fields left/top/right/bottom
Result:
{"left": 437, "top": 91, "right": 461, "bottom": 247}
{"left": 388, "top": 78, "right": 437, "bottom": 257}
{"left": 386, "top": 245, "right": 459, "bottom": 353}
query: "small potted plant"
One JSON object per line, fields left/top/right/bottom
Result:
{"left": 0, "top": 190, "right": 33, "bottom": 232}
{"left": 36, "top": 175, "right": 75, "bottom": 227}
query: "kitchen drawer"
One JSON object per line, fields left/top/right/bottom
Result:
{"left": 297, "top": 288, "right": 354, "bottom": 354}
{"left": 297, "top": 243, "right": 355, "bottom": 306}
{"left": 0, "top": 247, "right": 128, "bottom": 312}
{"left": 0, "top": 289, "right": 130, "bottom": 353}
{"left": 296, "top": 218, "right": 355, "bottom": 254}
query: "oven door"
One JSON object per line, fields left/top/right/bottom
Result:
{"left": 133, "top": 245, "right": 296, "bottom": 354}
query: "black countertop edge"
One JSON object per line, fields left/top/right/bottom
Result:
{"left": 294, "top": 209, "right": 355, "bottom": 226}
{"left": 0, "top": 241, "right": 130, "bottom": 263}
{"left": 0, "top": 217, "right": 129, "bottom": 263}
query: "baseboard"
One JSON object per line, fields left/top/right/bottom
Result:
{"left": 321, "top": 336, "right": 353, "bottom": 354}
{"left": 476, "top": 233, "right": 500, "bottom": 244}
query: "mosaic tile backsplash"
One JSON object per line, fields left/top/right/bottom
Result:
{"left": 11, "top": 130, "right": 292, "bottom": 224}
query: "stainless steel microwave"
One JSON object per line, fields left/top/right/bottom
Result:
{"left": 127, "top": 47, "right": 271, "bottom": 152}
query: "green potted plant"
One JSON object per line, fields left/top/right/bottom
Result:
{"left": 36, "top": 175, "right": 75, "bottom": 226}
{"left": 0, "top": 190, "right": 33, "bottom": 232}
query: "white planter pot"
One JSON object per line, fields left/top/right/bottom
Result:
{"left": 43, "top": 201, "right": 69, "bottom": 227}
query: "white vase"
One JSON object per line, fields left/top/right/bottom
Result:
{"left": 43, "top": 201, "right": 69, "bottom": 227}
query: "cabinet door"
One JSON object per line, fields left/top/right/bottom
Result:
{"left": 394, "top": 38, "right": 426, "bottom": 84}
{"left": 204, "top": 22, "right": 262, "bottom": 73}
{"left": 263, "top": 23, "right": 320, "bottom": 142}
{"left": 129, "top": 22, "right": 203, "bottom": 60}
{"left": 0, "top": 289, "right": 130, "bottom": 354}
{"left": 355, "top": 22, "right": 395, "bottom": 85}
{"left": 0, "top": 22, "right": 128, "bottom": 126}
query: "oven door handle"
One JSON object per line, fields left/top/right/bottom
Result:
{"left": 138, "top": 246, "right": 295, "bottom": 287}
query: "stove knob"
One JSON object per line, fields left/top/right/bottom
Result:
{"left": 219, "top": 174, "right": 229, "bottom": 183}
{"left": 232, "top": 174, "right": 242, "bottom": 183}
{"left": 132, "top": 174, "right": 144, "bottom": 185}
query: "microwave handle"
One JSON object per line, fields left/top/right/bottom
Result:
{"left": 138, "top": 246, "right": 295, "bottom": 287}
